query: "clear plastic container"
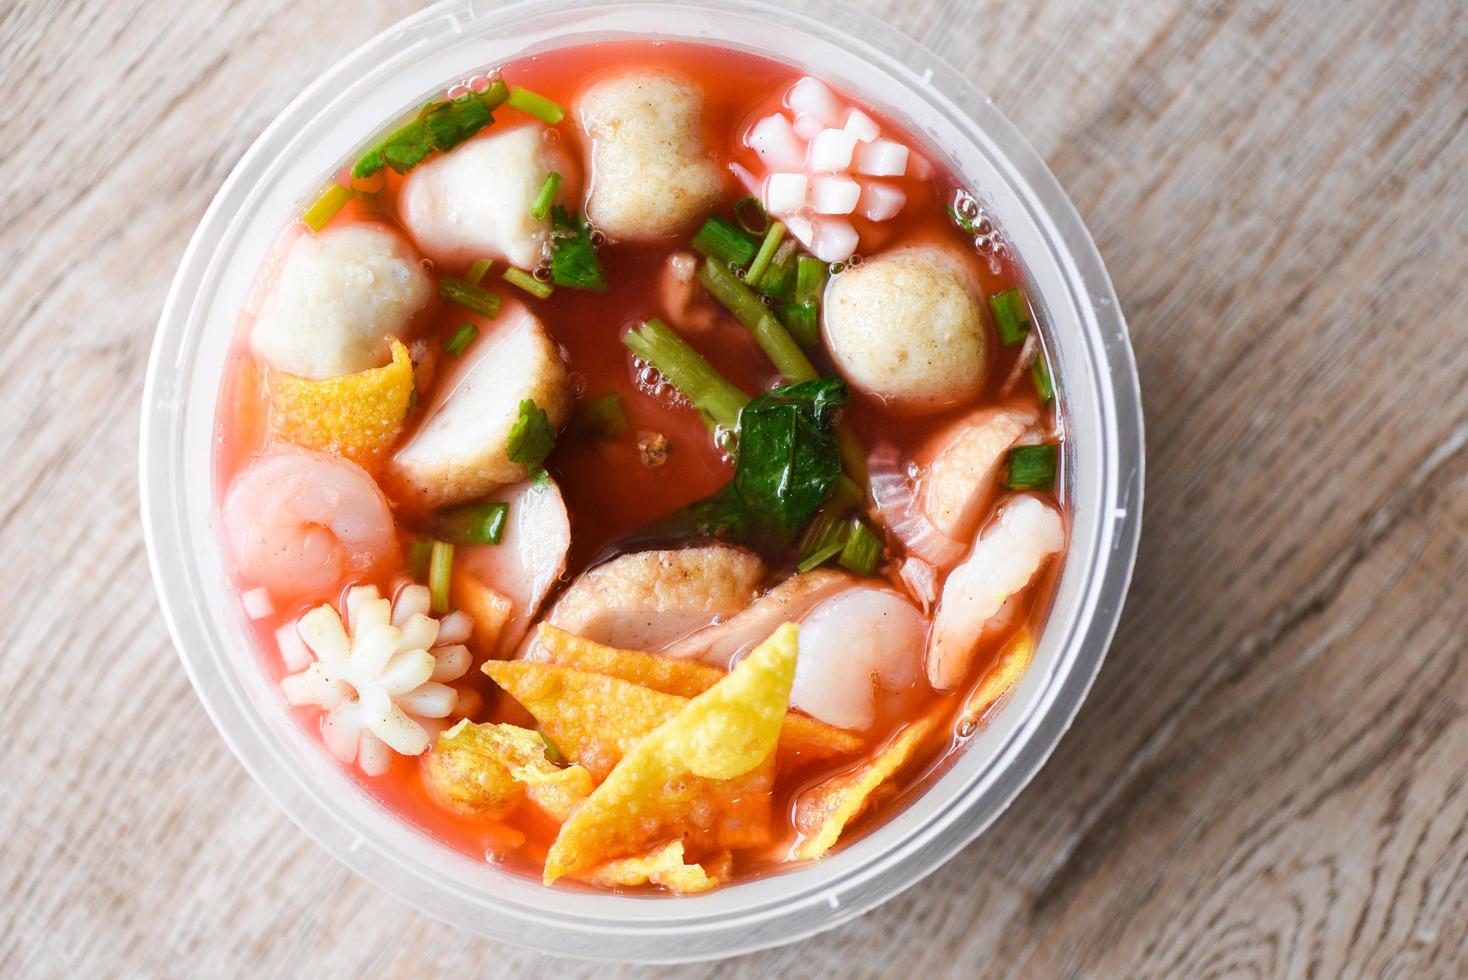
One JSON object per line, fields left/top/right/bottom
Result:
{"left": 140, "top": 0, "right": 1142, "bottom": 963}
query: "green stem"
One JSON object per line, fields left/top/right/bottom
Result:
{"left": 698, "top": 259, "right": 817, "bottom": 383}
{"left": 621, "top": 319, "right": 750, "bottom": 429}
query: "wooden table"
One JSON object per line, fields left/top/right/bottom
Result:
{"left": 3, "top": 0, "right": 1465, "bottom": 975}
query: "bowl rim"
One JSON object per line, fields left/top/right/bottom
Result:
{"left": 139, "top": 0, "right": 1143, "bottom": 963}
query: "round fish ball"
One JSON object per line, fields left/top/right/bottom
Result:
{"left": 822, "top": 247, "right": 989, "bottom": 410}
{"left": 399, "top": 124, "right": 571, "bottom": 269}
{"left": 251, "top": 224, "right": 431, "bottom": 380}
{"left": 576, "top": 70, "right": 725, "bottom": 240}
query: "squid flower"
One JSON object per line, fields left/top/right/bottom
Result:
{"left": 279, "top": 583, "right": 474, "bottom": 775}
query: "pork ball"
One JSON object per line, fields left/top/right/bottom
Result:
{"left": 399, "top": 124, "right": 572, "bottom": 269}
{"left": 576, "top": 70, "right": 725, "bottom": 241}
{"left": 822, "top": 247, "right": 990, "bottom": 410}
{"left": 251, "top": 224, "right": 431, "bottom": 379}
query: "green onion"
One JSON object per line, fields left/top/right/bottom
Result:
{"left": 837, "top": 518, "right": 883, "bottom": 576}
{"left": 465, "top": 258, "right": 493, "bottom": 285}
{"left": 507, "top": 86, "right": 565, "bottom": 124}
{"left": 745, "top": 221, "right": 786, "bottom": 286}
{"left": 571, "top": 393, "right": 629, "bottom": 441}
{"left": 438, "top": 276, "right": 502, "bottom": 318}
{"left": 797, "top": 513, "right": 848, "bottom": 572}
{"left": 990, "top": 288, "right": 1031, "bottom": 346}
{"left": 734, "top": 195, "right": 770, "bottom": 235}
{"left": 823, "top": 473, "right": 864, "bottom": 516}
{"left": 776, "top": 300, "right": 819, "bottom": 349}
{"left": 436, "top": 502, "right": 509, "bottom": 545}
{"left": 754, "top": 239, "right": 799, "bottom": 300}
{"left": 698, "top": 259, "right": 817, "bottom": 383}
{"left": 530, "top": 171, "right": 562, "bottom": 221}
{"left": 428, "top": 540, "right": 454, "bottom": 614}
{"left": 480, "top": 77, "right": 510, "bottom": 111}
{"left": 503, "top": 266, "right": 554, "bottom": 299}
{"left": 690, "top": 216, "right": 760, "bottom": 267}
{"left": 443, "top": 322, "right": 479, "bottom": 357}
{"left": 1032, "top": 356, "right": 1055, "bottom": 402}
{"left": 302, "top": 183, "right": 351, "bottom": 232}
{"left": 795, "top": 256, "right": 829, "bottom": 304}
{"left": 407, "top": 538, "right": 433, "bottom": 581}
{"left": 836, "top": 427, "right": 869, "bottom": 487}
{"left": 541, "top": 732, "right": 566, "bottom": 765}
{"left": 621, "top": 319, "right": 750, "bottom": 429}
{"left": 1005, "top": 444, "right": 1057, "bottom": 490}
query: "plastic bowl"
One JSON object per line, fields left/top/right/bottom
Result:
{"left": 140, "top": 0, "right": 1142, "bottom": 963}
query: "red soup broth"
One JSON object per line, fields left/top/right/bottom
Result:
{"left": 214, "top": 39, "right": 1064, "bottom": 887}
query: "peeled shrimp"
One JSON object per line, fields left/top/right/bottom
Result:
{"left": 789, "top": 586, "right": 928, "bottom": 730}
{"left": 926, "top": 494, "right": 1064, "bottom": 690}
{"left": 870, "top": 403, "right": 1039, "bottom": 568}
{"left": 662, "top": 568, "right": 853, "bottom": 667}
{"left": 457, "top": 477, "right": 571, "bottom": 654}
{"left": 221, "top": 444, "right": 397, "bottom": 599}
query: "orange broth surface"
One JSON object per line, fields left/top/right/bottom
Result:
{"left": 215, "top": 39, "right": 1063, "bottom": 889}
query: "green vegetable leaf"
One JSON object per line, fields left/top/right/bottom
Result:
{"left": 508, "top": 399, "right": 556, "bottom": 473}
{"left": 549, "top": 206, "right": 606, "bottom": 291}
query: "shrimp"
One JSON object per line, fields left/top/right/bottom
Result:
{"left": 662, "top": 568, "right": 853, "bottom": 667}
{"left": 870, "top": 402, "right": 1039, "bottom": 568}
{"left": 457, "top": 477, "right": 571, "bottom": 655}
{"left": 789, "top": 586, "right": 928, "bottom": 730}
{"left": 221, "top": 444, "right": 398, "bottom": 599}
{"left": 926, "top": 494, "right": 1064, "bottom": 690}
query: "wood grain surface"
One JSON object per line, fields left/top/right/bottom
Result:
{"left": 2, "top": 0, "right": 1465, "bottom": 976}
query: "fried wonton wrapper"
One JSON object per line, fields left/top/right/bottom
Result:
{"left": 792, "top": 710, "right": 944, "bottom": 861}
{"left": 540, "top": 623, "right": 800, "bottom": 884}
{"left": 533, "top": 623, "right": 864, "bottom": 761}
{"left": 583, "top": 840, "right": 731, "bottom": 895}
{"left": 423, "top": 720, "right": 593, "bottom": 823}
{"left": 268, "top": 337, "right": 414, "bottom": 468}
{"left": 963, "top": 629, "right": 1034, "bottom": 724}
{"left": 452, "top": 567, "right": 516, "bottom": 657}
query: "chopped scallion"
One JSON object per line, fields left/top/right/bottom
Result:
{"left": 503, "top": 266, "right": 554, "bottom": 299}
{"left": 1032, "top": 356, "right": 1055, "bottom": 402}
{"left": 621, "top": 319, "right": 750, "bottom": 429}
{"left": 1005, "top": 444, "right": 1058, "bottom": 491}
{"left": 436, "top": 502, "right": 509, "bottom": 545}
{"left": 428, "top": 540, "right": 454, "bottom": 614}
{"left": 530, "top": 171, "right": 562, "bottom": 221}
{"left": 745, "top": 221, "right": 786, "bottom": 287}
{"left": 795, "top": 255, "right": 829, "bottom": 304}
{"left": 990, "top": 288, "right": 1031, "bottom": 346}
{"left": 698, "top": 259, "right": 817, "bottom": 383}
{"left": 443, "top": 322, "right": 479, "bottom": 357}
{"left": 836, "top": 426, "right": 869, "bottom": 487}
{"left": 571, "top": 393, "right": 629, "bottom": 441}
{"left": 690, "top": 216, "right": 760, "bottom": 267}
{"left": 465, "top": 258, "right": 493, "bottom": 285}
{"left": 824, "top": 473, "right": 864, "bottom": 515}
{"left": 302, "top": 182, "right": 352, "bottom": 233}
{"left": 734, "top": 195, "right": 770, "bottom": 234}
{"left": 438, "top": 276, "right": 502, "bottom": 318}
{"left": 776, "top": 300, "right": 819, "bottom": 349}
{"left": 754, "top": 239, "right": 799, "bottom": 300}
{"left": 797, "top": 513, "right": 848, "bottom": 572}
{"left": 837, "top": 518, "right": 883, "bottom": 576}
{"left": 480, "top": 77, "right": 510, "bottom": 110}
{"left": 507, "top": 86, "right": 565, "bottom": 124}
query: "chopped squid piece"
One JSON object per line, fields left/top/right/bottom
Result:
{"left": 222, "top": 444, "right": 397, "bottom": 599}
{"left": 789, "top": 587, "right": 928, "bottom": 729}
{"left": 810, "top": 175, "right": 861, "bottom": 215}
{"left": 823, "top": 246, "right": 989, "bottom": 409}
{"left": 787, "top": 76, "right": 843, "bottom": 126}
{"left": 457, "top": 477, "right": 572, "bottom": 655}
{"left": 855, "top": 139, "right": 909, "bottom": 177}
{"left": 857, "top": 181, "right": 906, "bottom": 221}
{"left": 748, "top": 113, "right": 807, "bottom": 170}
{"left": 387, "top": 301, "right": 571, "bottom": 509}
{"left": 250, "top": 224, "right": 431, "bottom": 379}
{"left": 528, "top": 546, "right": 765, "bottom": 657}
{"left": 808, "top": 217, "right": 859, "bottom": 263}
{"left": 927, "top": 495, "right": 1065, "bottom": 690}
{"left": 663, "top": 569, "right": 853, "bottom": 667}
{"left": 578, "top": 70, "right": 725, "bottom": 239}
{"left": 765, "top": 172, "right": 809, "bottom": 213}
{"left": 792, "top": 112, "right": 825, "bottom": 140}
{"left": 809, "top": 128, "right": 858, "bottom": 172}
{"left": 400, "top": 124, "right": 574, "bottom": 269}
{"left": 843, "top": 108, "right": 880, "bottom": 143}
